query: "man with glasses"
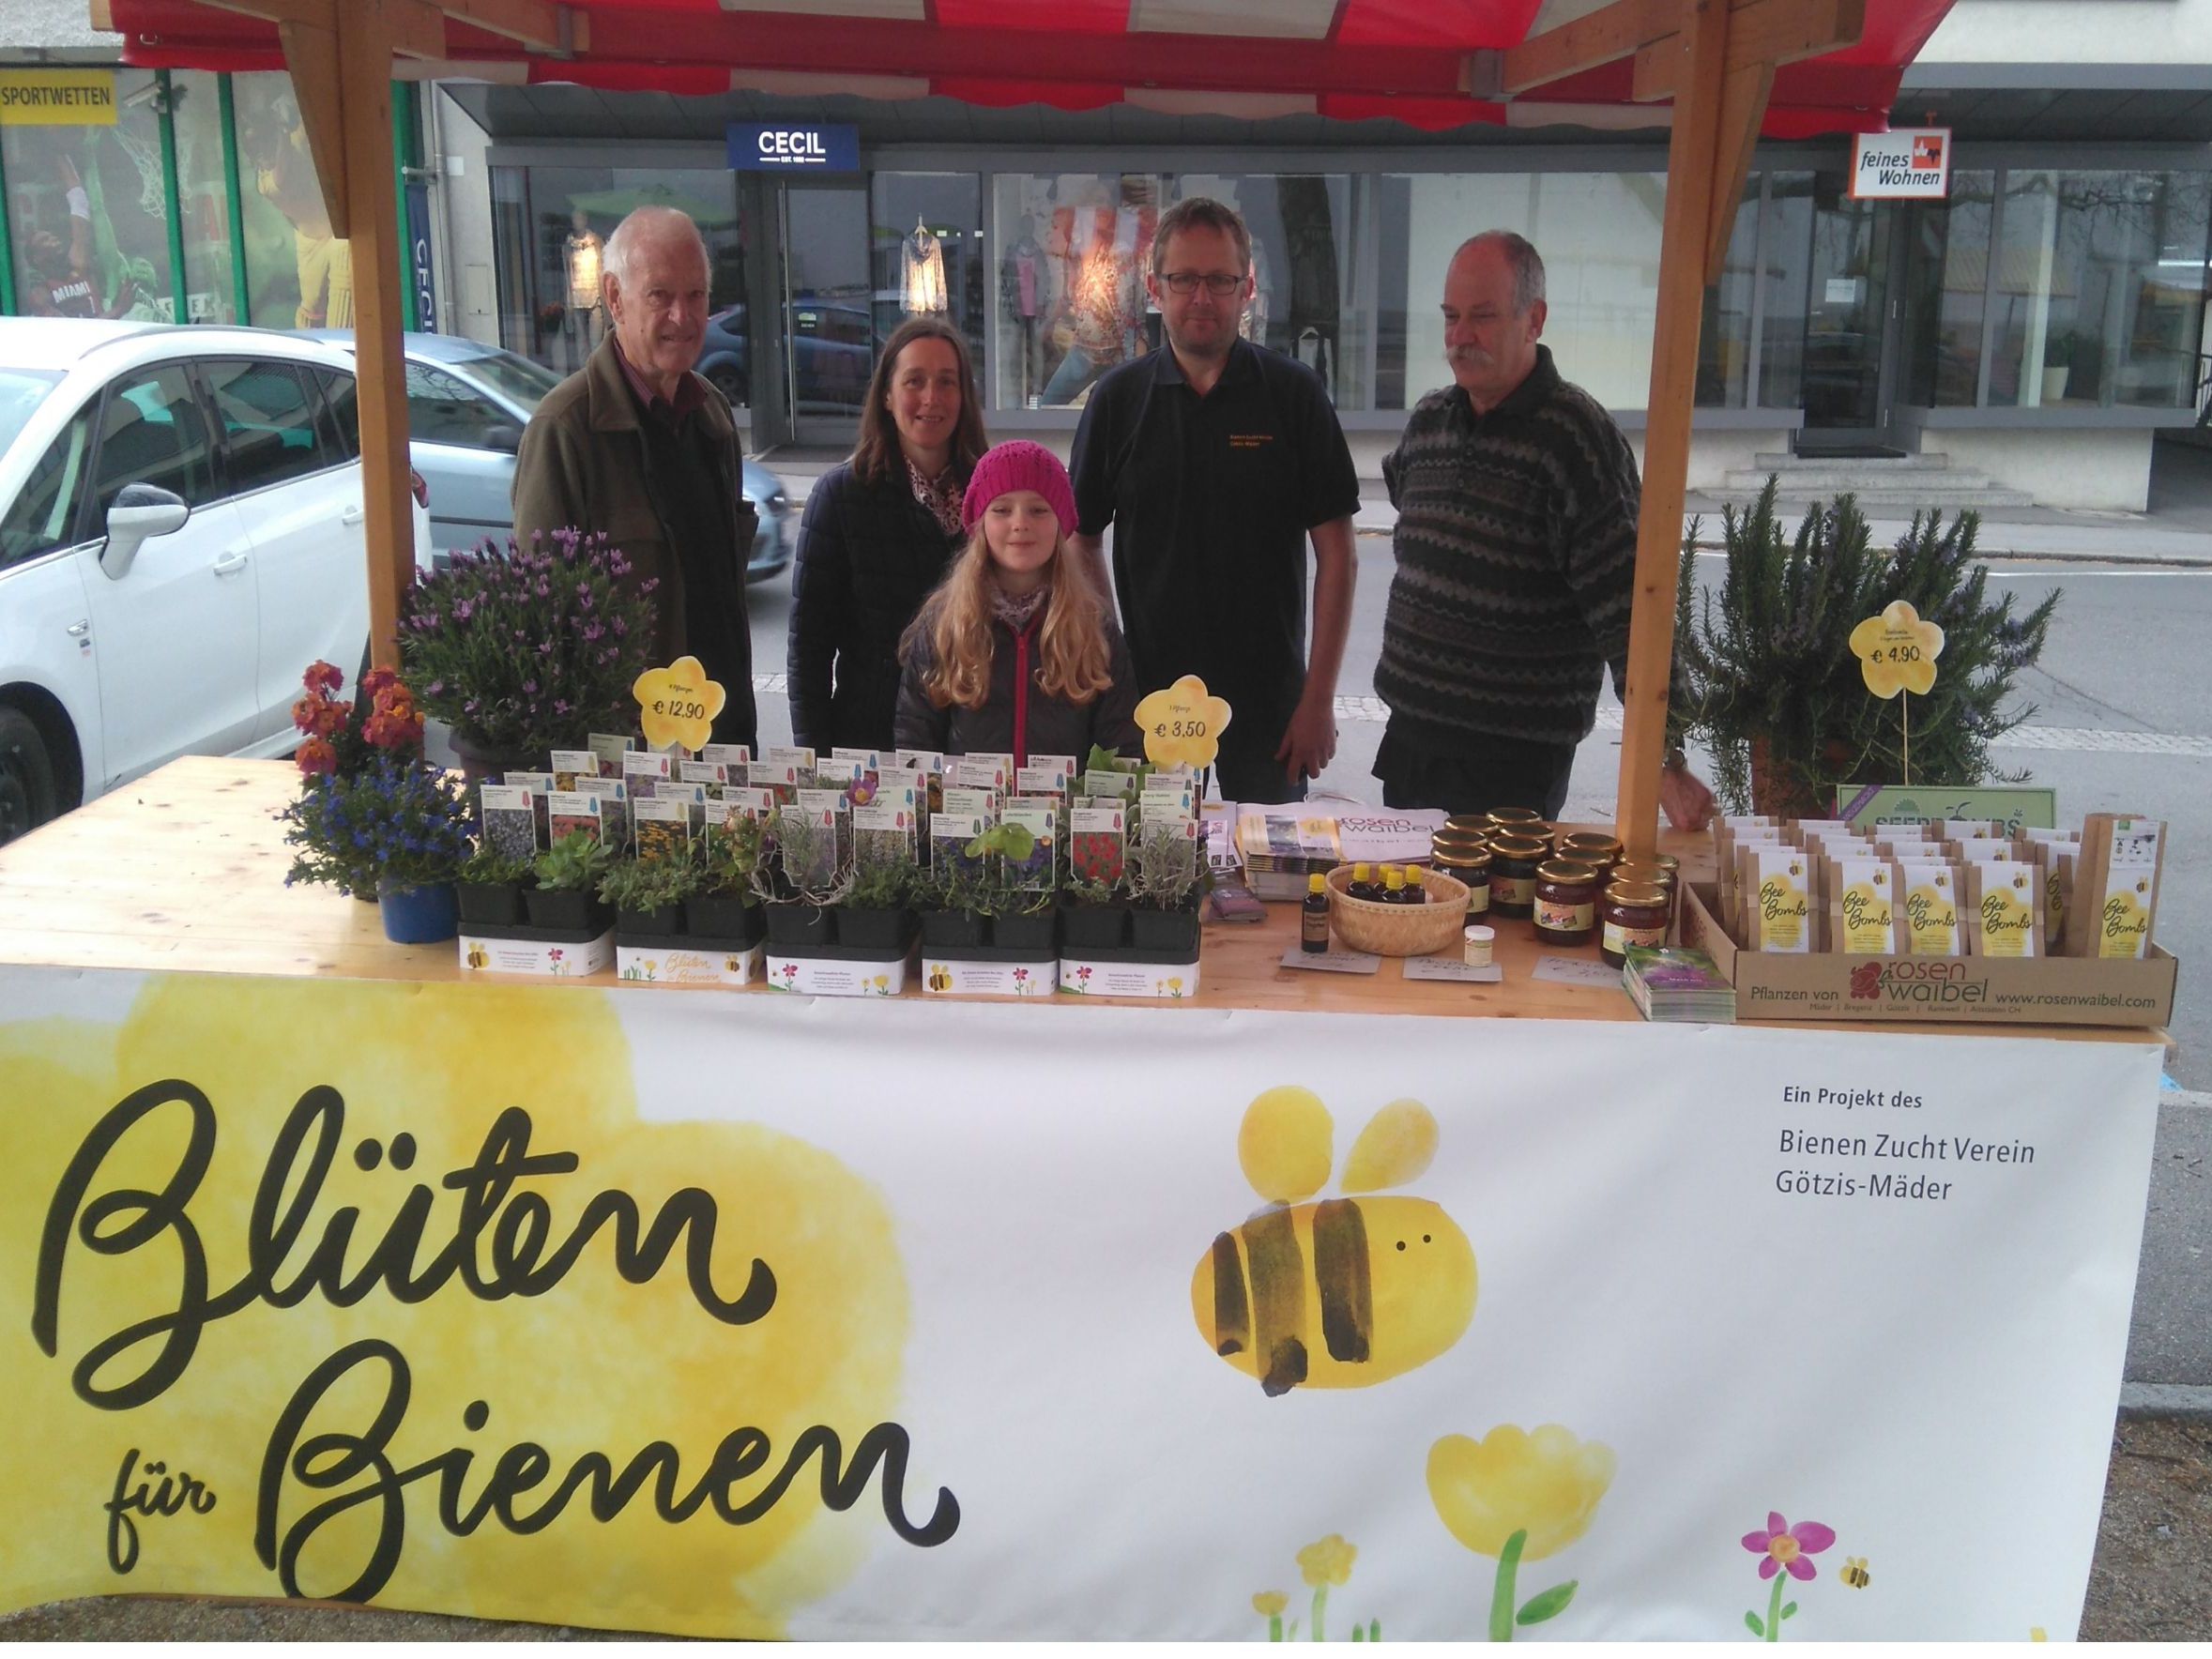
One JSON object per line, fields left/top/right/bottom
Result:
{"left": 1069, "top": 196, "right": 1358, "bottom": 803}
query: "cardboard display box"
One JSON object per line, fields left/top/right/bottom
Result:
{"left": 1680, "top": 882, "right": 2176, "bottom": 1029}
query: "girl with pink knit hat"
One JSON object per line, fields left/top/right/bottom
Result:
{"left": 894, "top": 440, "right": 1141, "bottom": 765}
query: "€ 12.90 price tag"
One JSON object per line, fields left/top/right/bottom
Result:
{"left": 632, "top": 656, "right": 727, "bottom": 753}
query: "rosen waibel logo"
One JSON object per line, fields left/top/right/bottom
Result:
{"left": 33, "top": 1079, "right": 959, "bottom": 1603}
{"left": 1848, "top": 959, "right": 1989, "bottom": 1006}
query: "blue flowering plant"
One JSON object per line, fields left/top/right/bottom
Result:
{"left": 399, "top": 527, "right": 660, "bottom": 757}
{"left": 279, "top": 754, "right": 476, "bottom": 898}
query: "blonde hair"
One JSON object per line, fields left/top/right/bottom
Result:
{"left": 903, "top": 526, "right": 1115, "bottom": 711}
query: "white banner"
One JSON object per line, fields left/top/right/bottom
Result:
{"left": 0, "top": 968, "right": 2159, "bottom": 1639}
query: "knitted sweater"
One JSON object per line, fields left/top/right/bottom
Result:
{"left": 1374, "top": 347, "right": 1641, "bottom": 751}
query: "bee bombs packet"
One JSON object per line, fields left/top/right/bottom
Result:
{"left": 1963, "top": 859, "right": 2045, "bottom": 958}
{"left": 1823, "top": 856, "right": 1901, "bottom": 955}
{"left": 2034, "top": 841, "right": 2078, "bottom": 951}
{"left": 1737, "top": 844, "right": 1817, "bottom": 953}
{"left": 2072, "top": 814, "right": 2165, "bottom": 961}
{"left": 1715, "top": 821, "right": 1789, "bottom": 936}
{"left": 1898, "top": 860, "right": 1965, "bottom": 957}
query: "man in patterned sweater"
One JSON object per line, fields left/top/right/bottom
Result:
{"left": 1373, "top": 232, "right": 1713, "bottom": 828}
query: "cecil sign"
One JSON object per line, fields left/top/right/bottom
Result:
{"left": 726, "top": 123, "right": 859, "bottom": 172}
{"left": 1852, "top": 129, "right": 1951, "bottom": 200}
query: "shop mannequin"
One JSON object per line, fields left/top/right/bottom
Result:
{"left": 1000, "top": 227, "right": 1046, "bottom": 404}
{"left": 563, "top": 208, "right": 607, "bottom": 370}
{"left": 904, "top": 219, "right": 947, "bottom": 313}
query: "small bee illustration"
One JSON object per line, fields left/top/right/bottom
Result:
{"left": 928, "top": 965, "right": 953, "bottom": 992}
{"left": 465, "top": 943, "right": 490, "bottom": 969}
{"left": 1840, "top": 1557, "right": 1871, "bottom": 1589}
{"left": 1191, "top": 1088, "right": 1475, "bottom": 1396}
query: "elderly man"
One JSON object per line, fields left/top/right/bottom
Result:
{"left": 1373, "top": 231, "right": 1712, "bottom": 828}
{"left": 1068, "top": 196, "right": 1358, "bottom": 804}
{"left": 512, "top": 205, "right": 757, "bottom": 746}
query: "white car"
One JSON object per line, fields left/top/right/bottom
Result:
{"left": 0, "top": 320, "right": 431, "bottom": 845}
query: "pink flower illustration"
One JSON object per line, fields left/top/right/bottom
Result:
{"left": 1743, "top": 1513, "right": 1835, "bottom": 1581}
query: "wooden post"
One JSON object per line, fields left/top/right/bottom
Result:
{"left": 1612, "top": 0, "right": 1763, "bottom": 856}
{"left": 281, "top": 1, "right": 410, "bottom": 671}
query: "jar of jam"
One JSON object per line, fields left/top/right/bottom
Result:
{"left": 1600, "top": 880, "right": 1671, "bottom": 966}
{"left": 1533, "top": 859, "right": 1601, "bottom": 947}
{"left": 1486, "top": 806, "right": 1548, "bottom": 841}
{"left": 1487, "top": 834, "right": 1548, "bottom": 920}
{"left": 1557, "top": 831, "right": 1623, "bottom": 876}
{"left": 1444, "top": 814, "right": 1492, "bottom": 840}
{"left": 1612, "top": 858, "right": 1680, "bottom": 932}
{"left": 1432, "top": 845, "right": 1493, "bottom": 920}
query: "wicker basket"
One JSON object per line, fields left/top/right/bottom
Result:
{"left": 1326, "top": 865, "right": 1471, "bottom": 957}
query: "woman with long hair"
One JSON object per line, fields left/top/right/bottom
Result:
{"left": 895, "top": 442, "right": 1139, "bottom": 763}
{"left": 787, "top": 316, "right": 988, "bottom": 752}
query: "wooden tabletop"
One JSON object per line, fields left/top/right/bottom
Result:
{"left": 0, "top": 757, "right": 2162, "bottom": 1044}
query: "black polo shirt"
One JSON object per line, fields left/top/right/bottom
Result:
{"left": 1070, "top": 338, "right": 1359, "bottom": 749}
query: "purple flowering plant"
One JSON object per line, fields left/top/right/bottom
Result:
{"left": 400, "top": 528, "right": 660, "bottom": 756}
{"left": 278, "top": 753, "right": 475, "bottom": 897}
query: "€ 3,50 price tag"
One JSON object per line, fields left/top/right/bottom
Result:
{"left": 1849, "top": 600, "right": 1945, "bottom": 700}
{"left": 1135, "top": 675, "right": 1232, "bottom": 770}
{"left": 632, "top": 656, "right": 727, "bottom": 753}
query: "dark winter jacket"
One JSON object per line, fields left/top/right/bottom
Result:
{"left": 787, "top": 460, "right": 965, "bottom": 752}
{"left": 894, "top": 611, "right": 1142, "bottom": 766}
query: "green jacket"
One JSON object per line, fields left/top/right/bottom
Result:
{"left": 510, "top": 335, "right": 758, "bottom": 735}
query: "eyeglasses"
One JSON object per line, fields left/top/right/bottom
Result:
{"left": 1158, "top": 272, "right": 1244, "bottom": 297}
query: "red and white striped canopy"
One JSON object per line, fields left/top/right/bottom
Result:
{"left": 109, "top": 0, "right": 1953, "bottom": 138}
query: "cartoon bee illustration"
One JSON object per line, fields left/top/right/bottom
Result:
{"left": 928, "top": 965, "right": 953, "bottom": 993}
{"left": 1840, "top": 1557, "right": 1870, "bottom": 1589}
{"left": 465, "top": 943, "right": 490, "bottom": 969}
{"left": 1191, "top": 1088, "right": 1475, "bottom": 1396}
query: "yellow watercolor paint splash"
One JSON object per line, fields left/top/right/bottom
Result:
{"left": 0, "top": 976, "right": 909, "bottom": 1637}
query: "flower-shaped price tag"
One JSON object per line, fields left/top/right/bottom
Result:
{"left": 1849, "top": 601, "right": 1945, "bottom": 700}
{"left": 1136, "top": 675, "right": 1232, "bottom": 769}
{"left": 632, "top": 656, "right": 726, "bottom": 754}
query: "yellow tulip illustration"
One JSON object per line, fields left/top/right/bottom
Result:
{"left": 1135, "top": 674, "right": 1233, "bottom": 769}
{"left": 1849, "top": 601, "right": 1945, "bottom": 700}
{"left": 632, "top": 654, "right": 727, "bottom": 753}
{"left": 1295, "top": 1534, "right": 1357, "bottom": 1641}
{"left": 1253, "top": 1590, "right": 1289, "bottom": 1641}
{"left": 1428, "top": 1424, "right": 1616, "bottom": 1640}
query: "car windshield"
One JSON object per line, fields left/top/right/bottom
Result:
{"left": 0, "top": 370, "right": 63, "bottom": 464}
{"left": 456, "top": 350, "right": 563, "bottom": 413}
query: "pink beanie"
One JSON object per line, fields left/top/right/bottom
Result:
{"left": 962, "top": 439, "right": 1078, "bottom": 535}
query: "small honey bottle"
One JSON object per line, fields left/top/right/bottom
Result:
{"left": 1382, "top": 866, "right": 1410, "bottom": 905}
{"left": 1301, "top": 873, "right": 1331, "bottom": 952}
{"left": 1405, "top": 865, "right": 1427, "bottom": 906}
{"left": 1347, "top": 861, "right": 1378, "bottom": 902}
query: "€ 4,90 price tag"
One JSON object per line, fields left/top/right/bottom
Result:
{"left": 1135, "top": 675, "right": 1233, "bottom": 769}
{"left": 632, "top": 656, "right": 727, "bottom": 753}
{"left": 1848, "top": 601, "right": 1945, "bottom": 700}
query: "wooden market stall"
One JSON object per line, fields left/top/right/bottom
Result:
{"left": 97, "top": 0, "right": 1954, "bottom": 856}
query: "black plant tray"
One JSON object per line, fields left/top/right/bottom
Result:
{"left": 459, "top": 918, "right": 611, "bottom": 946}
{"left": 614, "top": 929, "right": 765, "bottom": 954}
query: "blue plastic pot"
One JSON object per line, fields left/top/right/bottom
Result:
{"left": 378, "top": 878, "right": 460, "bottom": 945}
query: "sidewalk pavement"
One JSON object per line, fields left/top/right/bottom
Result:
{"left": 752, "top": 440, "right": 2212, "bottom": 567}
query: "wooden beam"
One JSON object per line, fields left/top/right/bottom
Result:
{"left": 86, "top": 0, "right": 113, "bottom": 30}
{"left": 387, "top": 0, "right": 450, "bottom": 59}
{"left": 276, "top": 17, "right": 348, "bottom": 238}
{"left": 434, "top": 0, "right": 564, "bottom": 52}
{"left": 1501, "top": 0, "right": 1673, "bottom": 96}
{"left": 1614, "top": 0, "right": 1732, "bottom": 858}
{"left": 198, "top": 0, "right": 333, "bottom": 26}
{"left": 1704, "top": 61, "right": 1774, "bottom": 281}
{"left": 1633, "top": 0, "right": 1863, "bottom": 99}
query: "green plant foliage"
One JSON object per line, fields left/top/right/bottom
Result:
{"left": 844, "top": 860, "right": 916, "bottom": 909}
{"left": 458, "top": 842, "right": 534, "bottom": 886}
{"left": 1670, "top": 479, "right": 2060, "bottom": 814}
{"left": 598, "top": 847, "right": 701, "bottom": 911}
{"left": 533, "top": 829, "right": 616, "bottom": 893}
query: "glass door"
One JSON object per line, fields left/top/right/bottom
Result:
{"left": 1798, "top": 178, "right": 1908, "bottom": 453}
{"left": 781, "top": 184, "right": 872, "bottom": 446}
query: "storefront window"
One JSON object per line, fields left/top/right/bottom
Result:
{"left": 168, "top": 71, "right": 236, "bottom": 324}
{"left": 1757, "top": 172, "right": 1816, "bottom": 410}
{"left": 1907, "top": 173, "right": 1995, "bottom": 407}
{"left": 2, "top": 68, "right": 174, "bottom": 322}
{"left": 489, "top": 167, "right": 747, "bottom": 393}
{"left": 990, "top": 173, "right": 1164, "bottom": 409}
{"left": 230, "top": 72, "right": 350, "bottom": 328}
{"left": 1697, "top": 176, "right": 1760, "bottom": 408}
{"left": 870, "top": 172, "right": 983, "bottom": 371}
{"left": 1387, "top": 172, "right": 1666, "bottom": 410}
{"left": 1989, "top": 169, "right": 2212, "bottom": 409}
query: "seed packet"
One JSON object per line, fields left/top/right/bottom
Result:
{"left": 587, "top": 732, "right": 635, "bottom": 770}
{"left": 549, "top": 749, "right": 601, "bottom": 790}
{"left": 1823, "top": 855, "right": 1899, "bottom": 955}
{"left": 632, "top": 797, "right": 693, "bottom": 864}
{"left": 2035, "top": 841, "right": 2078, "bottom": 951}
{"left": 1738, "top": 844, "right": 1816, "bottom": 953}
{"left": 1716, "top": 822, "right": 1790, "bottom": 937}
{"left": 1949, "top": 838, "right": 2020, "bottom": 863}
{"left": 479, "top": 784, "right": 541, "bottom": 861}
{"left": 1899, "top": 861, "right": 1964, "bottom": 957}
{"left": 546, "top": 790, "right": 603, "bottom": 845}
{"left": 1070, "top": 805, "right": 1128, "bottom": 886}
{"left": 1942, "top": 819, "right": 2006, "bottom": 842}
{"left": 1963, "top": 859, "right": 2044, "bottom": 958}
{"left": 1000, "top": 801, "right": 1058, "bottom": 891}
{"left": 2073, "top": 814, "right": 2164, "bottom": 960}
{"left": 701, "top": 742, "right": 753, "bottom": 769}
